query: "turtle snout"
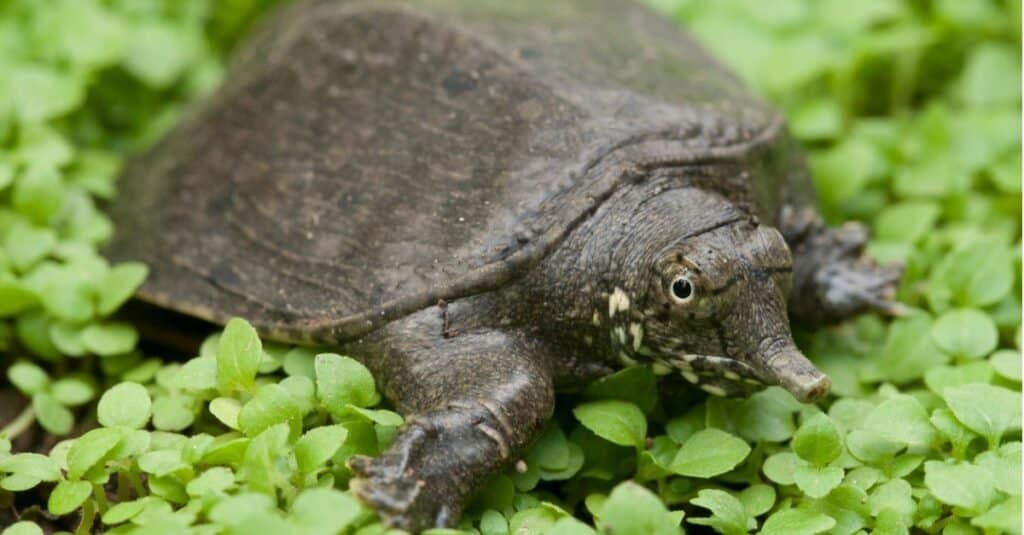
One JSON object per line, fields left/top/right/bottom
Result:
{"left": 752, "top": 342, "right": 831, "bottom": 403}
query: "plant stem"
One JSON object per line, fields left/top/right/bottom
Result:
{"left": 93, "top": 483, "right": 109, "bottom": 514}
{"left": 117, "top": 471, "right": 131, "bottom": 502}
{"left": 0, "top": 405, "right": 35, "bottom": 440}
{"left": 75, "top": 498, "right": 96, "bottom": 535}
{"left": 127, "top": 469, "right": 146, "bottom": 497}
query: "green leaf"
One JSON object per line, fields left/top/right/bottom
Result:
{"left": 47, "top": 479, "right": 92, "bottom": 516}
{"left": 931, "top": 308, "right": 999, "bottom": 359}
{"left": 759, "top": 508, "right": 835, "bottom": 535}
{"left": 138, "top": 450, "right": 190, "bottom": 478}
{"left": 867, "top": 479, "right": 915, "bottom": 520}
{"left": 874, "top": 201, "right": 940, "bottom": 244}
{"left": 32, "top": 392, "right": 73, "bottom": 436}
{"left": 345, "top": 406, "right": 404, "bottom": 427}
{"left": 1, "top": 474, "right": 43, "bottom": 492}
{"left": 0, "top": 453, "right": 60, "bottom": 482}
{"left": 861, "top": 312, "right": 946, "bottom": 383}
{"left": 81, "top": 322, "right": 139, "bottom": 356}
{"left": 862, "top": 394, "right": 937, "bottom": 448}
{"left": 669, "top": 428, "right": 750, "bottom": 478}
{"left": 573, "top": 400, "right": 647, "bottom": 448}
{"left": 97, "top": 382, "right": 152, "bottom": 429}
{"left": 177, "top": 356, "right": 218, "bottom": 392}
{"left": 930, "top": 408, "right": 978, "bottom": 457}
{"left": 237, "top": 383, "right": 303, "bottom": 437}
{"left": 480, "top": 509, "right": 510, "bottom": 535}
{"left": 5, "top": 223, "right": 56, "bottom": 272}
{"left": 122, "top": 21, "right": 201, "bottom": 87}
{"left": 51, "top": 377, "right": 95, "bottom": 407}
{"left": 793, "top": 464, "right": 844, "bottom": 498}
{"left": 96, "top": 262, "right": 148, "bottom": 315}
{"left": 943, "top": 384, "right": 1022, "bottom": 447}
{"left": 2, "top": 521, "right": 43, "bottom": 535}
{"left": 790, "top": 98, "right": 842, "bottom": 141}
{"left": 294, "top": 425, "right": 348, "bottom": 474}
{"left": 282, "top": 347, "right": 317, "bottom": 379}
{"left": 37, "top": 270, "right": 93, "bottom": 323}
{"left": 971, "top": 497, "right": 1022, "bottom": 534}
{"left": 990, "top": 349, "right": 1022, "bottom": 382}
{"left": 7, "top": 65, "right": 84, "bottom": 122}
{"left": 7, "top": 361, "right": 49, "bottom": 395}
{"left": 583, "top": 366, "right": 658, "bottom": 414}
{"left": 66, "top": 427, "right": 122, "bottom": 480}
{"left": 738, "top": 484, "right": 775, "bottom": 517}
{"left": 13, "top": 165, "right": 64, "bottom": 225}
{"left": 0, "top": 279, "right": 40, "bottom": 316}
{"left": 924, "top": 362, "right": 994, "bottom": 395}
{"left": 762, "top": 452, "right": 801, "bottom": 485}
{"left": 735, "top": 387, "right": 801, "bottom": 443}
{"left": 242, "top": 423, "right": 290, "bottom": 496}
{"left": 217, "top": 318, "right": 263, "bottom": 394}
{"left": 209, "top": 397, "right": 242, "bottom": 430}
{"left": 152, "top": 394, "right": 195, "bottom": 432}
{"left": 957, "top": 44, "right": 1021, "bottom": 106}
{"left": 924, "top": 460, "right": 999, "bottom": 513}
{"left": 525, "top": 424, "right": 570, "bottom": 472}
{"left": 598, "top": 481, "right": 681, "bottom": 535}
{"left": 929, "top": 240, "right": 1014, "bottom": 309}
{"left": 101, "top": 497, "right": 152, "bottom": 525}
{"left": 547, "top": 517, "right": 597, "bottom": 535}
{"left": 315, "top": 353, "right": 378, "bottom": 415}
{"left": 846, "top": 429, "right": 903, "bottom": 463}
{"left": 688, "top": 489, "right": 750, "bottom": 535}
{"left": 792, "top": 413, "right": 842, "bottom": 466}
{"left": 289, "top": 488, "right": 365, "bottom": 533}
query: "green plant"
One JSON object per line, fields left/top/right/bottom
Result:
{"left": 0, "top": 0, "right": 1019, "bottom": 533}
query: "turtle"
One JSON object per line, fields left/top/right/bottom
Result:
{"left": 106, "top": 0, "right": 903, "bottom": 530}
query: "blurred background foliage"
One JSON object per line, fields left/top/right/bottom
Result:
{"left": 0, "top": 0, "right": 1019, "bottom": 534}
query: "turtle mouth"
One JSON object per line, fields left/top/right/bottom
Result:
{"left": 662, "top": 352, "right": 830, "bottom": 402}
{"left": 662, "top": 354, "right": 765, "bottom": 394}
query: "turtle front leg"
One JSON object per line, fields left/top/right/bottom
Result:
{"left": 780, "top": 205, "right": 905, "bottom": 325}
{"left": 347, "top": 324, "right": 554, "bottom": 531}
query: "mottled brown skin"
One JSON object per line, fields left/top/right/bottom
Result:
{"left": 106, "top": 0, "right": 901, "bottom": 530}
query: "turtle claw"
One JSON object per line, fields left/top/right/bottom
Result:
{"left": 347, "top": 425, "right": 451, "bottom": 531}
{"left": 814, "top": 257, "right": 905, "bottom": 322}
{"left": 787, "top": 214, "right": 906, "bottom": 325}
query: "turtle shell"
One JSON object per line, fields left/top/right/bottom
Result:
{"left": 106, "top": 0, "right": 806, "bottom": 343}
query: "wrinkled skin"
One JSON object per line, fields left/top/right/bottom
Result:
{"left": 106, "top": 0, "right": 903, "bottom": 531}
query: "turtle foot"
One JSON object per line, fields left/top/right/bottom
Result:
{"left": 790, "top": 221, "right": 906, "bottom": 324}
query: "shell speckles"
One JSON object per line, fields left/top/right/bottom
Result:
{"left": 700, "top": 384, "right": 729, "bottom": 397}
{"left": 629, "top": 323, "right": 644, "bottom": 351}
{"left": 651, "top": 362, "right": 673, "bottom": 375}
{"left": 614, "top": 326, "right": 627, "bottom": 345}
{"left": 608, "top": 287, "right": 630, "bottom": 318}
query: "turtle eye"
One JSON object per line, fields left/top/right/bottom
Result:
{"left": 670, "top": 276, "right": 695, "bottom": 304}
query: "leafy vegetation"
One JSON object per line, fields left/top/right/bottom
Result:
{"left": 0, "top": 0, "right": 1019, "bottom": 533}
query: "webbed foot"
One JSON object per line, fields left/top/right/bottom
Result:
{"left": 347, "top": 403, "right": 514, "bottom": 531}
{"left": 787, "top": 218, "right": 905, "bottom": 324}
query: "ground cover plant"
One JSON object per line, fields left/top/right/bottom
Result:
{"left": 0, "top": 0, "right": 1020, "bottom": 533}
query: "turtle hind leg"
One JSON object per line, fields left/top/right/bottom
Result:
{"left": 347, "top": 322, "right": 555, "bottom": 531}
{"left": 781, "top": 206, "right": 905, "bottom": 325}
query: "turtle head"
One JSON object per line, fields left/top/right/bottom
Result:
{"left": 605, "top": 187, "right": 829, "bottom": 403}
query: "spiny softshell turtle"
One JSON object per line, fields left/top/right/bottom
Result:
{"left": 107, "top": 0, "right": 902, "bottom": 529}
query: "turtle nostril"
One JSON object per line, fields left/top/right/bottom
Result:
{"left": 754, "top": 347, "right": 831, "bottom": 403}
{"left": 794, "top": 374, "right": 831, "bottom": 403}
